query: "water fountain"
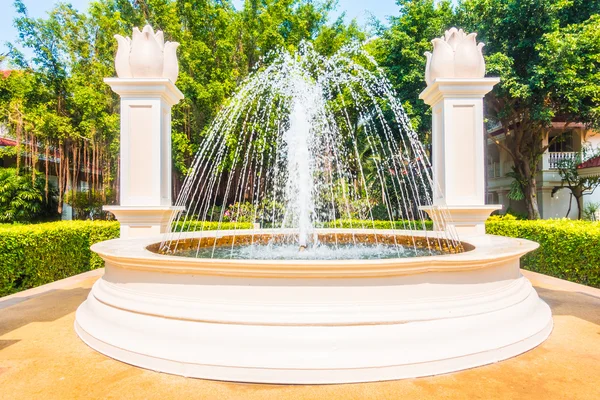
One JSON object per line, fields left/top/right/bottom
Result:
{"left": 75, "top": 26, "right": 552, "bottom": 384}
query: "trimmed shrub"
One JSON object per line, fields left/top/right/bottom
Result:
{"left": 4, "top": 216, "right": 598, "bottom": 296}
{"left": 0, "top": 220, "right": 253, "bottom": 296}
{"left": 486, "top": 216, "right": 600, "bottom": 288}
{"left": 323, "top": 219, "right": 434, "bottom": 230}
{"left": 0, "top": 221, "right": 119, "bottom": 296}
{"left": 171, "top": 220, "right": 254, "bottom": 231}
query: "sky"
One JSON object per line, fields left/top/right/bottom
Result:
{"left": 0, "top": 0, "right": 403, "bottom": 61}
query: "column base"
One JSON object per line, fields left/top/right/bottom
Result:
{"left": 104, "top": 205, "right": 184, "bottom": 238}
{"left": 420, "top": 205, "right": 502, "bottom": 237}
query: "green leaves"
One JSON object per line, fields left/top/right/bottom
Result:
{"left": 372, "top": 0, "right": 457, "bottom": 140}
{"left": 3, "top": 0, "right": 370, "bottom": 192}
{"left": 537, "top": 14, "right": 600, "bottom": 130}
{"left": 0, "top": 168, "right": 56, "bottom": 223}
{"left": 486, "top": 216, "right": 600, "bottom": 288}
{"left": 0, "top": 220, "right": 120, "bottom": 296}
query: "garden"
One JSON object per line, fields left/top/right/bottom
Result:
{"left": 0, "top": 0, "right": 599, "bottom": 395}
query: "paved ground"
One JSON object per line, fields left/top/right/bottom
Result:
{"left": 1, "top": 269, "right": 599, "bottom": 400}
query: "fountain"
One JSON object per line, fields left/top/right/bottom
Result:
{"left": 75, "top": 26, "right": 552, "bottom": 384}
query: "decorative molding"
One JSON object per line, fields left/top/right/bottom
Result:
{"left": 425, "top": 28, "right": 486, "bottom": 85}
{"left": 114, "top": 25, "right": 180, "bottom": 83}
{"left": 419, "top": 78, "right": 500, "bottom": 106}
{"left": 76, "top": 231, "right": 552, "bottom": 384}
{"left": 103, "top": 78, "right": 184, "bottom": 106}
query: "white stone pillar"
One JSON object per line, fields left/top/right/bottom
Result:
{"left": 419, "top": 28, "right": 501, "bottom": 236}
{"left": 104, "top": 79, "right": 184, "bottom": 238}
{"left": 102, "top": 25, "right": 184, "bottom": 238}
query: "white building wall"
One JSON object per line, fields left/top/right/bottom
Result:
{"left": 487, "top": 128, "right": 600, "bottom": 219}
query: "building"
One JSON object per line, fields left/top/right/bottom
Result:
{"left": 486, "top": 122, "right": 600, "bottom": 219}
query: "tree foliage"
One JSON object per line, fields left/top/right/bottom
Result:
{"left": 1, "top": 0, "right": 363, "bottom": 202}
{"left": 372, "top": 0, "right": 456, "bottom": 140}
{"left": 374, "top": 0, "right": 600, "bottom": 219}
{"left": 0, "top": 167, "right": 56, "bottom": 222}
{"left": 456, "top": 0, "right": 600, "bottom": 219}
{"left": 2, "top": 0, "right": 599, "bottom": 222}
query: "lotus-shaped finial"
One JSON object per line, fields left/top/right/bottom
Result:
{"left": 114, "top": 25, "right": 180, "bottom": 83}
{"left": 424, "top": 27, "right": 485, "bottom": 85}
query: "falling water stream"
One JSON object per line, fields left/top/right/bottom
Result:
{"left": 161, "top": 42, "right": 460, "bottom": 260}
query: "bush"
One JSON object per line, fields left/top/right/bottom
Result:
{"left": 0, "top": 220, "right": 254, "bottom": 296}
{"left": 0, "top": 167, "right": 58, "bottom": 222}
{"left": 65, "top": 189, "right": 116, "bottom": 220}
{"left": 323, "top": 219, "right": 433, "bottom": 230}
{"left": 486, "top": 215, "right": 600, "bottom": 288}
{"left": 0, "top": 221, "right": 119, "bottom": 296}
{"left": 5, "top": 216, "right": 597, "bottom": 296}
{"left": 172, "top": 220, "right": 254, "bottom": 231}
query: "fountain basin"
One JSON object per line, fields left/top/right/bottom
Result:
{"left": 75, "top": 229, "right": 552, "bottom": 384}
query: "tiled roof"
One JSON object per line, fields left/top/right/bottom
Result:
{"left": 0, "top": 137, "right": 17, "bottom": 146}
{"left": 577, "top": 155, "right": 600, "bottom": 169}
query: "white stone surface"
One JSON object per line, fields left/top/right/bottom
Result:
{"left": 75, "top": 229, "right": 552, "bottom": 384}
{"left": 103, "top": 205, "right": 183, "bottom": 238}
{"left": 425, "top": 28, "right": 485, "bottom": 86}
{"left": 114, "top": 25, "right": 180, "bottom": 83}
{"left": 419, "top": 78, "right": 501, "bottom": 236}
{"left": 104, "top": 78, "right": 184, "bottom": 238}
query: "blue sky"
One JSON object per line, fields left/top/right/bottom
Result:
{"left": 0, "top": 0, "right": 403, "bottom": 61}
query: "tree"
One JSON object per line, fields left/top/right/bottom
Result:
{"left": 2, "top": 0, "right": 368, "bottom": 206}
{"left": 372, "top": 0, "right": 457, "bottom": 142}
{"left": 553, "top": 147, "right": 600, "bottom": 220}
{"left": 372, "top": 1, "right": 600, "bottom": 219}
{"left": 2, "top": 1, "right": 120, "bottom": 213}
{"left": 456, "top": 0, "right": 600, "bottom": 219}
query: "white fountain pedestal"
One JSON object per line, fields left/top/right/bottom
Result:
{"left": 75, "top": 229, "right": 553, "bottom": 384}
{"left": 419, "top": 78, "right": 502, "bottom": 236}
{"left": 75, "top": 26, "right": 553, "bottom": 385}
{"left": 103, "top": 78, "right": 184, "bottom": 238}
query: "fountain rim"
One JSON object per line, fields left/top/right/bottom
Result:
{"left": 91, "top": 229, "right": 539, "bottom": 278}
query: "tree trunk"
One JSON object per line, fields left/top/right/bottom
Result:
{"left": 31, "top": 134, "right": 37, "bottom": 185}
{"left": 14, "top": 106, "right": 22, "bottom": 175}
{"left": 565, "top": 193, "right": 573, "bottom": 218}
{"left": 573, "top": 187, "right": 584, "bottom": 220}
{"left": 45, "top": 141, "right": 49, "bottom": 202}
{"left": 57, "top": 144, "right": 63, "bottom": 215}
{"left": 515, "top": 158, "right": 541, "bottom": 219}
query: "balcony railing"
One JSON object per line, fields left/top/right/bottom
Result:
{"left": 548, "top": 152, "right": 577, "bottom": 169}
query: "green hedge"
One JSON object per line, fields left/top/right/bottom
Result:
{"left": 486, "top": 216, "right": 600, "bottom": 288}
{"left": 0, "top": 221, "right": 120, "bottom": 297}
{"left": 172, "top": 220, "right": 254, "bottom": 231}
{"left": 323, "top": 219, "right": 434, "bottom": 230}
{"left": 3, "top": 217, "right": 598, "bottom": 296}
{"left": 0, "top": 220, "right": 254, "bottom": 296}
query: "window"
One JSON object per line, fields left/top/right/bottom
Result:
{"left": 548, "top": 131, "right": 574, "bottom": 153}
{"left": 487, "top": 191, "right": 499, "bottom": 204}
